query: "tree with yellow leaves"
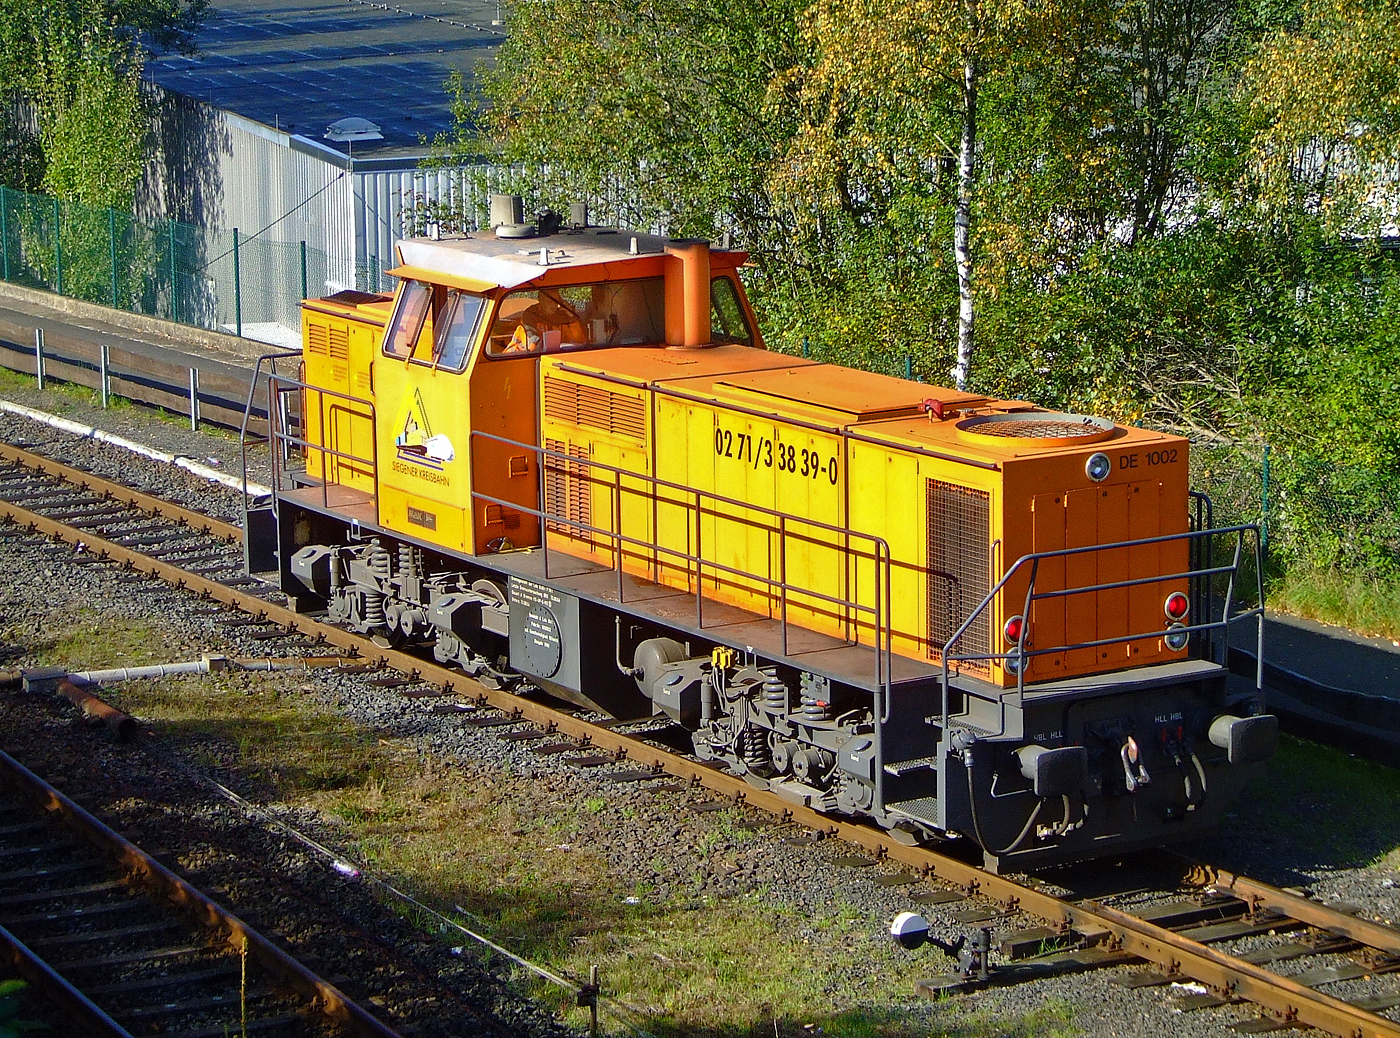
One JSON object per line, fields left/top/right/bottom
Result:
{"left": 1242, "top": 0, "right": 1400, "bottom": 230}
{"left": 774, "top": 0, "right": 1092, "bottom": 389}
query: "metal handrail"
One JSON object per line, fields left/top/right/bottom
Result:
{"left": 265, "top": 374, "right": 379, "bottom": 514}
{"left": 470, "top": 430, "right": 895, "bottom": 693}
{"left": 239, "top": 350, "right": 302, "bottom": 516}
{"left": 938, "top": 522, "right": 1265, "bottom": 734}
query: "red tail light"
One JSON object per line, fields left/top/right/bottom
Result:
{"left": 1165, "top": 592, "right": 1189, "bottom": 621}
{"left": 1003, "top": 615, "right": 1025, "bottom": 644}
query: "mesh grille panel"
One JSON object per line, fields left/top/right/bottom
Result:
{"left": 927, "top": 479, "right": 991, "bottom": 672}
{"left": 976, "top": 419, "right": 1101, "bottom": 439}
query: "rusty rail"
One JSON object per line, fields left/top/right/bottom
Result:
{"left": 0, "top": 746, "right": 403, "bottom": 1037}
{"left": 0, "top": 441, "right": 242, "bottom": 543}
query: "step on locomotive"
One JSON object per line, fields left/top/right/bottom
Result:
{"left": 241, "top": 197, "right": 1276, "bottom": 872}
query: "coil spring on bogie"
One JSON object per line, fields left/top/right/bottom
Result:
{"left": 360, "top": 540, "right": 392, "bottom": 628}
{"left": 362, "top": 590, "right": 386, "bottom": 626}
{"left": 398, "top": 543, "right": 419, "bottom": 580}
{"left": 739, "top": 726, "right": 768, "bottom": 771}
{"left": 365, "top": 540, "right": 392, "bottom": 579}
{"left": 761, "top": 667, "right": 788, "bottom": 713}
{"left": 799, "top": 673, "right": 834, "bottom": 723}
{"left": 800, "top": 692, "right": 832, "bottom": 723}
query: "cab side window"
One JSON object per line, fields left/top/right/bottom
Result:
{"left": 711, "top": 276, "right": 754, "bottom": 346}
{"left": 435, "top": 291, "right": 487, "bottom": 371}
{"left": 383, "top": 280, "right": 433, "bottom": 359}
{"left": 485, "top": 278, "right": 666, "bottom": 357}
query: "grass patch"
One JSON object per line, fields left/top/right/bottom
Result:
{"left": 1222, "top": 734, "right": 1400, "bottom": 870}
{"left": 0, "top": 359, "right": 237, "bottom": 438}
{"left": 21, "top": 609, "right": 1080, "bottom": 1037}
{"left": 0, "top": 363, "right": 105, "bottom": 413}
{"left": 1268, "top": 568, "right": 1400, "bottom": 643}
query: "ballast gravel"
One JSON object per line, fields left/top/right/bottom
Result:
{"left": 0, "top": 398, "right": 1397, "bottom": 1037}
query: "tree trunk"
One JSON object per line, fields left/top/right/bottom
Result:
{"left": 951, "top": 46, "right": 977, "bottom": 391}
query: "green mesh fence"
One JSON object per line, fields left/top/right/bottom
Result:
{"left": 1191, "top": 441, "right": 1400, "bottom": 577}
{"left": 0, "top": 183, "right": 330, "bottom": 341}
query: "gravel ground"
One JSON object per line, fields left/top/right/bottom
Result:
{"left": 0, "top": 392, "right": 1398, "bottom": 1038}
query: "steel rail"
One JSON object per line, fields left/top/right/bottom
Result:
{"left": 0, "top": 745, "right": 403, "bottom": 1038}
{"left": 0, "top": 442, "right": 242, "bottom": 544}
{"left": 0, "top": 921, "right": 135, "bottom": 1036}
{"left": 1, "top": 488, "right": 1398, "bottom": 1037}
{"left": 1181, "top": 859, "right": 1400, "bottom": 958}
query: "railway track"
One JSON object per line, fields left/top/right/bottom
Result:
{"left": 0, "top": 744, "right": 400, "bottom": 1037}
{"left": 1, "top": 437, "right": 1399, "bottom": 1038}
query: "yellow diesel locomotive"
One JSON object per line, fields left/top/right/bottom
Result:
{"left": 243, "top": 200, "right": 1275, "bottom": 870}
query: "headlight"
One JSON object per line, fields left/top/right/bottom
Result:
{"left": 1085, "top": 452, "right": 1111, "bottom": 482}
{"left": 1164, "top": 622, "right": 1189, "bottom": 651}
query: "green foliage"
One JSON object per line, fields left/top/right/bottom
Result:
{"left": 1, "top": 0, "right": 204, "bottom": 208}
{"left": 31, "top": 6, "right": 147, "bottom": 209}
{"left": 0, "top": 979, "right": 48, "bottom": 1035}
{"left": 452, "top": 0, "right": 805, "bottom": 257}
{"left": 444, "top": 0, "right": 1400, "bottom": 578}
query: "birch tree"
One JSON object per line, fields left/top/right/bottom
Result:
{"left": 774, "top": 0, "right": 1072, "bottom": 389}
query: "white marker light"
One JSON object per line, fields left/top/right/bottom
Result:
{"left": 890, "top": 911, "right": 930, "bottom": 950}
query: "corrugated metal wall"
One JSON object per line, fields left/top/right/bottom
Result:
{"left": 139, "top": 90, "right": 653, "bottom": 316}
{"left": 142, "top": 89, "right": 357, "bottom": 294}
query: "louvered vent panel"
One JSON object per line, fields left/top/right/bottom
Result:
{"left": 610, "top": 396, "right": 646, "bottom": 439}
{"left": 543, "top": 378, "right": 578, "bottom": 424}
{"left": 306, "top": 323, "right": 329, "bottom": 356}
{"left": 576, "top": 385, "right": 611, "bottom": 430}
{"left": 926, "top": 479, "right": 991, "bottom": 675}
{"left": 567, "top": 443, "right": 592, "bottom": 544}
{"left": 328, "top": 326, "right": 349, "bottom": 360}
{"left": 543, "top": 439, "right": 592, "bottom": 548}
{"left": 544, "top": 377, "right": 646, "bottom": 441}
{"left": 544, "top": 438, "right": 566, "bottom": 531}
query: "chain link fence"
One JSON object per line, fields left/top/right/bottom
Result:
{"left": 0, "top": 184, "right": 330, "bottom": 345}
{"left": 1192, "top": 442, "right": 1400, "bottom": 577}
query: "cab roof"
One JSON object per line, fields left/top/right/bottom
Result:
{"left": 394, "top": 227, "right": 745, "bottom": 293}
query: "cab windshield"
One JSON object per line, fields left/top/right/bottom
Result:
{"left": 486, "top": 278, "right": 665, "bottom": 357}
{"left": 382, "top": 280, "right": 487, "bottom": 372}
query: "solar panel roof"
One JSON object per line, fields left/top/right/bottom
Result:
{"left": 144, "top": 0, "right": 503, "bottom": 157}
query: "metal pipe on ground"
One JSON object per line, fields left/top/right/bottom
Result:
{"left": 57, "top": 680, "right": 136, "bottom": 741}
{"left": 67, "top": 658, "right": 221, "bottom": 684}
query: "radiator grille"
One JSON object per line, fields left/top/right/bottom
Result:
{"left": 927, "top": 479, "right": 991, "bottom": 673}
{"left": 306, "top": 323, "right": 328, "bottom": 356}
{"left": 543, "top": 377, "right": 646, "bottom": 441}
{"left": 328, "top": 326, "right": 349, "bottom": 361}
{"left": 544, "top": 437, "right": 592, "bottom": 547}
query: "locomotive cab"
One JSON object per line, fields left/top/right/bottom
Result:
{"left": 247, "top": 200, "right": 1275, "bottom": 871}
